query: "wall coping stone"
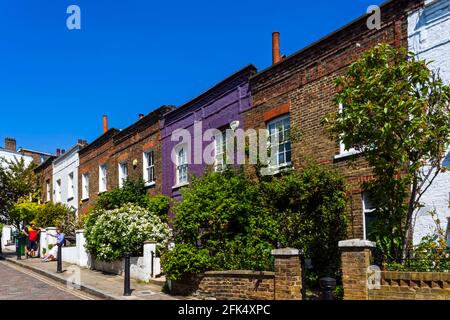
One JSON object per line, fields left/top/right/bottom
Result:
{"left": 271, "top": 248, "right": 302, "bottom": 256}
{"left": 144, "top": 240, "right": 157, "bottom": 244}
{"left": 46, "top": 227, "right": 57, "bottom": 231}
{"left": 339, "top": 239, "right": 376, "bottom": 248}
{"left": 204, "top": 270, "right": 275, "bottom": 277}
{"left": 75, "top": 229, "right": 84, "bottom": 234}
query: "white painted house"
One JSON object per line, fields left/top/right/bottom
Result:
{"left": 52, "top": 143, "right": 83, "bottom": 216}
{"left": 0, "top": 138, "right": 33, "bottom": 168}
{"left": 408, "top": 0, "right": 450, "bottom": 244}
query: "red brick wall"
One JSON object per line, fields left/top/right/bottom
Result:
{"left": 244, "top": 0, "right": 424, "bottom": 239}
{"left": 171, "top": 271, "right": 276, "bottom": 300}
{"left": 78, "top": 106, "right": 174, "bottom": 215}
{"left": 35, "top": 159, "right": 54, "bottom": 203}
{"left": 78, "top": 130, "right": 118, "bottom": 215}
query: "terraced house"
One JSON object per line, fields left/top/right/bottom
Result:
{"left": 160, "top": 65, "right": 256, "bottom": 200}
{"left": 245, "top": 0, "right": 425, "bottom": 240}
{"left": 78, "top": 106, "right": 174, "bottom": 214}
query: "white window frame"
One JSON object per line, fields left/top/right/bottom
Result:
{"left": 267, "top": 115, "right": 292, "bottom": 172}
{"left": 118, "top": 162, "right": 128, "bottom": 188}
{"left": 82, "top": 173, "right": 90, "bottom": 200}
{"left": 46, "top": 180, "right": 51, "bottom": 202}
{"left": 143, "top": 150, "right": 155, "bottom": 186}
{"left": 67, "top": 172, "right": 74, "bottom": 199}
{"left": 175, "top": 144, "right": 188, "bottom": 187}
{"left": 362, "top": 192, "right": 376, "bottom": 240}
{"left": 335, "top": 103, "right": 362, "bottom": 159}
{"left": 55, "top": 179, "right": 61, "bottom": 203}
{"left": 99, "top": 164, "right": 107, "bottom": 193}
{"left": 214, "top": 130, "right": 228, "bottom": 172}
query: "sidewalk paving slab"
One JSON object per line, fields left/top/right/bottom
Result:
{"left": 0, "top": 251, "right": 180, "bottom": 300}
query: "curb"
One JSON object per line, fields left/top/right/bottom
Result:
{"left": 1, "top": 254, "right": 118, "bottom": 300}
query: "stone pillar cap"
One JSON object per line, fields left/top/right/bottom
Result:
{"left": 144, "top": 240, "right": 157, "bottom": 244}
{"left": 46, "top": 227, "right": 57, "bottom": 230}
{"left": 338, "top": 239, "right": 376, "bottom": 248}
{"left": 75, "top": 229, "right": 85, "bottom": 234}
{"left": 271, "top": 248, "right": 303, "bottom": 256}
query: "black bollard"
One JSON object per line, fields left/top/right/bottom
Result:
{"left": 150, "top": 251, "right": 154, "bottom": 279}
{"left": 56, "top": 243, "right": 63, "bottom": 273}
{"left": 16, "top": 236, "right": 21, "bottom": 260}
{"left": 123, "top": 252, "right": 131, "bottom": 296}
{"left": 319, "top": 277, "right": 336, "bottom": 300}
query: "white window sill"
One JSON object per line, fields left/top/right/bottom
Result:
{"left": 98, "top": 191, "right": 107, "bottom": 195}
{"left": 263, "top": 163, "right": 293, "bottom": 176}
{"left": 81, "top": 197, "right": 89, "bottom": 202}
{"left": 144, "top": 181, "right": 156, "bottom": 188}
{"left": 172, "top": 182, "right": 189, "bottom": 190}
{"left": 334, "top": 150, "right": 362, "bottom": 160}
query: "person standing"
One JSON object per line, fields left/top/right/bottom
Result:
{"left": 23, "top": 223, "right": 40, "bottom": 258}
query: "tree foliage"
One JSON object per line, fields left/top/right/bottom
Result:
{"left": 322, "top": 43, "right": 450, "bottom": 261}
{"left": 162, "top": 166, "right": 348, "bottom": 281}
{"left": 94, "top": 179, "right": 170, "bottom": 223}
{"left": 162, "top": 169, "right": 279, "bottom": 280}
{"left": 0, "top": 157, "right": 38, "bottom": 224}
{"left": 259, "top": 164, "right": 348, "bottom": 278}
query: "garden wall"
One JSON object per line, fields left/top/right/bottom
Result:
{"left": 369, "top": 271, "right": 450, "bottom": 300}
{"left": 169, "top": 248, "right": 303, "bottom": 300}
{"left": 170, "top": 271, "right": 275, "bottom": 300}
{"left": 339, "top": 239, "right": 450, "bottom": 300}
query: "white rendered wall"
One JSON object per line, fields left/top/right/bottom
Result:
{"left": 408, "top": 0, "right": 450, "bottom": 244}
{"left": 52, "top": 149, "right": 79, "bottom": 215}
{"left": 0, "top": 150, "right": 33, "bottom": 169}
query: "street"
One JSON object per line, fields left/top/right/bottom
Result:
{"left": 0, "top": 260, "right": 97, "bottom": 300}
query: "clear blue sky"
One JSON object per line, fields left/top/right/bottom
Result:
{"left": 0, "top": 0, "right": 383, "bottom": 154}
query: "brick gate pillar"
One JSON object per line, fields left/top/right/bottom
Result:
{"left": 271, "top": 248, "right": 303, "bottom": 300}
{"left": 339, "top": 239, "right": 376, "bottom": 300}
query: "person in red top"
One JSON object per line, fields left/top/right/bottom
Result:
{"left": 23, "top": 223, "right": 40, "bottom": 258}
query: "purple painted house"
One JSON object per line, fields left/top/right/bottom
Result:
{"left": 161, "top": 65, "right": 257, "bottom": 199}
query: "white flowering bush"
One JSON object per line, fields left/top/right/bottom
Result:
{"left": 84, "top": 203, "right": 171, "bottom": 262}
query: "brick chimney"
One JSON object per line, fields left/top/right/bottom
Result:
{"left": 56, "top": 149, "right": 61, "bottom": 156}
{"left": 103, "top": 115, "right": 108, "bottom": 134}
{"left": 78, "top": 139, "right": 87, "bottom": 147}
{"left": 272, "top": 32, "right": 282, "bottom": 65}
{"left": 139, "top": 114, "right": 144, "bottom": 120}
{"left": 61, "top": 149, "right": 66, "bottom": 155}
{"left": 4, "top": 138, "right": 16, "bottom": 151}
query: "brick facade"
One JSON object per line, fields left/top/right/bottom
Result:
{"left": 78, "top": 129, "right": 119, "bottom": 215}
{"left": 34, "top": 156, "right": 56, "bottom": 203}
{"left": 169, "top": 248, "right": 303, "bottom": 300}
{"left": 244, "top": 0, "right": 425, "bottom": 239}
{"left": 78, "top": 106, "right": 174, "bottom": 215}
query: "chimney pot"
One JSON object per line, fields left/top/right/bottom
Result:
{"left": 139, "top": 114, "right": 144, "bottom": 119}
{"left": 272, "top": 32, "right": 282, "bottom": 65}
{"left": 4, "top": 138, "right": 17, "bottom": 151}
{"left": 103, "top": 115, "right": 108, "bottom": 134}
{"left": 62, "top": 149, "right": 66, "bottom": 155}
{"left": 56, "top": 149, "right": 61, "bottom": 156}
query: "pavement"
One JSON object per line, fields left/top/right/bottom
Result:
{"left": 0, "top": 248, "right": 180, "bottom": 300}
{"left": 0, "top": 260, "right": 94, "bottom": 300}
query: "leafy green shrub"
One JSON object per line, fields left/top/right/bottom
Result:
{"left": 9, "top": 200, "right": 41, "bottom": 228}
{"left": 93, "top": 179, "right": 170, "bottom": 222}
{"left": 260, "top": 164, "right": 348, "bottom": 279}
{"left": 34, "top": 202, "right": 73, "bottom": 232}
{"left": 162, "top": 169, "right": 280, "bottom": 280}
{"left": 84, "top": 203, "right": 170, "bottom": 262}
{"left": 385, "top": 210, "right": 450, "bottom": 272}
